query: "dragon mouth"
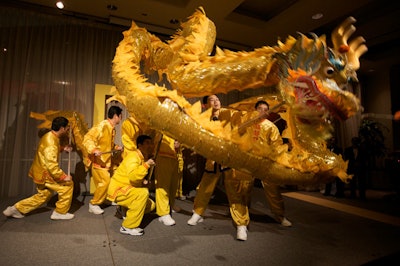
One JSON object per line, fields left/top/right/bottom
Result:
{"left": 294, "top": 75, "right": 348, "bottom": 121}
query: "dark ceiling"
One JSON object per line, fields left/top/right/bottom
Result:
{"left": 4, "top": 0, "right": 400, "bottom": 75}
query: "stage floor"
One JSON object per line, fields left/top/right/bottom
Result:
{"left": 1, "top": 187, "right": 399, "bottom": 266}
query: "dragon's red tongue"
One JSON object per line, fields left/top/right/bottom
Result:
{"left": 294, "top": 76, "right": 347, "bottom": 120}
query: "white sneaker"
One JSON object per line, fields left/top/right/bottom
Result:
{"left": 178, "top": 195, "right": 186, "bottom": 201}
{"left": 89, "top": 203, "right": 104, "bottom": 215}
{"left": 236, "top": 225, "right": 247, "bottom": 241}
{"left": 281, "top": 217, "right": 292, "bottom": 227}
{"left": 158, "top": 214, "right": 176, "bottom": 226}
{"left": 50, "top": 211, "right": 74, "bottom": 220}
{"left": 3, "top": 206, "right": 24, "bottom": 219}
{"left": 120, "top": 226, "right": 143, "bottom": 236}
{"left": 187, "top": 190, "right": 197, "bottom": 198}
{"left": 187, "top": 212, "right": 204, "bottom": 226}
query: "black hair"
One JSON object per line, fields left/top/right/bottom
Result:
{"left": 107, "top": 106, "right": 123, "bottom": 119}
{"left": 202, "top": 96, "right": 209, "bottom": 104}
{"left": 136, "top": 135, "right": 152, "bottom": 148}
{"left": 51, "top": 117, "right": 69, "bottom": 131}
{"left": 255, "top": 100, "right": 269, "bottom": 110}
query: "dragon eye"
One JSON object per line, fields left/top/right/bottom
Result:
{"left": 324, "top": 66, "right": 335, "bottom": 77}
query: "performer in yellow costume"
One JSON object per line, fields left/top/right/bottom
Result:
{"left": 83, "top": 106, "right": 123, "bottom": 215}
{"left": 252, "top": 100, "right": 291, "bottom": 228}
{"left": 3, "top": 117, "right": 75, "bottom": 220}
{"left": 155, "top": 134, "right": 182, "bottom": 226}
{"left": 188, "top": 98, "right": 291, "bottom": 241}
{"left": 121, "top": 115, "right": 153, "bottom": 158}
{"left": 107, "top": 135, "right": 155, "bottom": 236}
{"left": 175, "top": 143, "right": 185, "bottom": 200}
{"left": 113, "top": 115, "right": 154, "bottom": 218}
{"left": 187, "top": 94, "right": 236, "bottom": 225}
{"left": 224, "top": 169, "right": 254, "bottom": 240}
{"left": 224, "top": 100, "right": 291, "bottom": 241}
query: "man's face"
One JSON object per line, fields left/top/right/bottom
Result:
{"left": 256, "top": 103, "right": 269, "bottom": 115}
{"left": 114, "top": 113, "right": 122, "bottom": 125}
{"left": 61, "top": 125, "right": 70, "bottom": 136}
{"left": 207, "top": 95, "right": 221, "bottom": 110}
{"left": 141, "top": 139, "right": 154, "bottom": 156}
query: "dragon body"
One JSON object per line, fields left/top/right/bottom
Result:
{"left": 28, "top": 8, "right": 365, "bottom": 186}
{"left": 111, "top": 7, "right": 367, "bottom": 185}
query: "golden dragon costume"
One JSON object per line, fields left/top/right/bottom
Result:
{"left": 30, "top": 7, "right": 367, "bottom": 186}
{"left": 111, "top": 7, "right": 367, "bottom": 185}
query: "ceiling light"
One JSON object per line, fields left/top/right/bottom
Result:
{"left": 312, "top": 13, "right": 323, "bottom": 20}
{"left": 56, "top": 1, "right": 64, "bottom": 9}
{"left": 107, "top": 5, "right": 117, "bottom": 11}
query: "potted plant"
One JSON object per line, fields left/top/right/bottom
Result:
{"left": 358, "top": 119, "right": 388, "bottom": 187}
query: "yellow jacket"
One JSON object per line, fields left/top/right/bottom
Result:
{"left": 253, "top": 118, "right": 282, "bottom": 146}
{"left": 83, "top": 119, "right": 116, "bottom": 169}
{"left": 157, "top": 134, "right": 178, "bottom": 159}
{"left": 29, "top": 131, "right": 68, "bottom": 184}
{"left": 107, "top": 150, "right": 150, "bottom": 201}
{"left": 121, "top": 117, "right": 141, "bottom": 155}
{"left": 121, "top": 117, "right": 153, "bottom": 158}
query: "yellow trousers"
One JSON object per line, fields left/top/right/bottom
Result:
{"left": 90, "top": 167, "right": 110, "bottom": 205}
{"left": 155, "top": 156, "right": 179, "bottom": 216}
{"left": 261, "top": 179, "right": 285, "bottom": 220}
{"left": 15, "top": 181, "right": 74, "bottom": 214}
{"left": 224, "top": 170, "right": 254, "bottom": 226}
{"left": 192, "top": 169, "right": 223, "bottom": 216}
{"left": 115, "top": 187, "right": 155, "bottom": 228}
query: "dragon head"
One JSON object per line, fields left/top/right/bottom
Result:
{"left": 276, "top": 17, "right": 366, "bottom": 143}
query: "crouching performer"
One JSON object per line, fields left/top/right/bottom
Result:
{"left": 3, "top": 116, "right": 74, "bottom": 220}
{"left": 107, "top": 135, "right": 156, "bottom": 236}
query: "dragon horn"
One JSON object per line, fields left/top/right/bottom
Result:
{"left": 331, "top": 16, "right": 368, "bottom": 71}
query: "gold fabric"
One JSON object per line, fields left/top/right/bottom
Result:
{"left": 193, "top": 168, "right": 225, "bottom": 216}
{"left": 154, "top": 135, "right": 179, "bottom": 216}
{"left": 224, "top": 169, "right": 254, "bottom": 226}
{"left": 107, "top": 150, "right": 154, "bottom": 228}
{"left": 260, "top": 180, "right": 285, "bottom": 220}
{"left": 193, "top": 107, "right": 235, "bottom": 215}
{"left": 121, "top": 116, "right": 153, "bottom": 158}
{"left": 29, "top": 131, "right": 68, "bottom": 184}
{"left": 15, "top": 131, "right": 73, "bottom": 214}
{"left": 16, "top": 182, "right": 73, "bottom": 214}
{"left": 176, "top": 150, "right": 184, "bottom": 198}
{"left": 83, "top": 119, "right": 117, "bottom": 204}
{"left": 253, "top": 118, "right": 286, "bottom": 220}
{"left": 90, "top": 168, "right": 111, "bottom": 205}
{"left": 253, "top": 118, "right": 282, "bottom": 145}
{"left": 83, "top": 119, "right": 116, "bottom": 169}
{"left": 121, "top": 117, "right": 141, "bottom": 157}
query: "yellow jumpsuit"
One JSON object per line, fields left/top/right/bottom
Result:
{"left": 83, "top": 119, "right": 117, "bottom": 205}
{"left": 15, "top": 131, "right": 73, "bottom": 215}
{"left": 224, "top": 116, "right": 286, "bottom": 227}
{"left": 254, "top": 118, "right": 286, "bottom": 221}
{"left": 154, "top": 134, "right": 180, "bottom": 216}
{"left": 107, "top": 149, "right": 155, "bottom": 229}
{"left": 121, "top": 116, "right": 153, "bottom": 158}
{"left": 192, "top": 108, "right": 243, "bottom": 217}
{"left": 224, "top": 169, "right": 253, "bottom": 227}
{"left": 175, "top": 148, "right": 184, "bottom": 198}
